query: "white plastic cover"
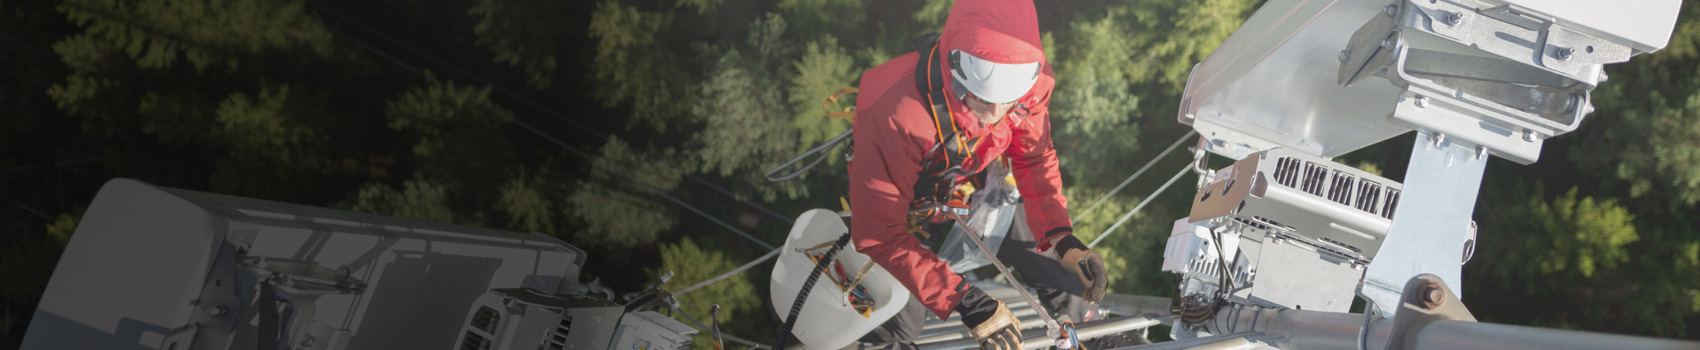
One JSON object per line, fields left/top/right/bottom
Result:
{"left": 769, "top": 209, "right": 910, "bottom": 350}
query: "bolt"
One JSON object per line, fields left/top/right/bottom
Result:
{"left": 1432, "top": 133, "right": 1446, "bottom": 148}
{"left": 1339, "top": 50, "right": 1352, "bottom": 63}
{"left": 1420, "top": 281, "right": 1446, "bottom": 309}
{"left": 205, "top": 305, "right": 227, "bottom": 317}
{"left": 1384, "top": 5, "right": 1398, "bottom": 18}
{"left": 1380, "top": 38, "right": 1394, "bottom": 51}
{"left": 1597, "top": 70, "right": 1610, "bottom": 83}
{"left": 301, "top": 335, "right": 316, "bottom": 347}
{"left": 1557, "top": 47, "right": 1575, "bottom": 61}
{"left": 1523, "top": 130, "right": 1537, "bottom": 142}
{"left": 1476, "top": 146, "right": 1488, "bottom": 160}
{"left": 1414, "top": 96, "right": 1429, "bottom": 108}
{"left": 1446, "top": 11, "right": 1462, "bottom": 25}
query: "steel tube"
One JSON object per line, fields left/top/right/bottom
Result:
{"left": 916, "top": 316, "right": 1160, "bottom": 350}
{"left": 1203, "top": 305, "right": 1700, "bottom": 350}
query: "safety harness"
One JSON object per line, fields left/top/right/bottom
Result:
{"left": 906, "top": 37, "right": 983, "bottom": 235}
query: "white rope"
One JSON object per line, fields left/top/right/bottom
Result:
{"left": 1071, "top": 131, "right": 1196, "bottom": 223}
{"left": 1089, "top": 166, "right": 1192, "bottom": 248}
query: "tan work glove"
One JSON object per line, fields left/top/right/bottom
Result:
{"left": 1054, "top": 234, "right": 1108, "bottom": 302}
{"left": 956, "top": 286, "right": 1023, "bottom": 350}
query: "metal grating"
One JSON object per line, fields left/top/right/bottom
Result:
{"left": 470, "top": 306, "right": 500, "bottom": 334}
{"left": 545, "top": 316, "right": 573, "bottom": 350}
{"left": 1301, "top": 161, "right": 1329, "bottom": 196}
{"left": 1355, "top": 180, "right": 1382, "bottom": 214}
{"left": 1382, "top": 188, "right": 1401, "bottom": 220}
{"left": 1326, "top": 170, "right": 1356, "bottom": 205}
{"left": 460, "top": 331, "right": 491, "bottom": 350}
{"left": 1274, "top": 157, "right": 1302, "bottom": 187}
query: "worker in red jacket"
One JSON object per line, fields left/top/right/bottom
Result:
{"left": 847, "top": 0, "right": 1107, "bottom": 348}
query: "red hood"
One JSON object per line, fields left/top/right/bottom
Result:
{"left": 938, "top": 0, "right": 1047, "bottom": 116}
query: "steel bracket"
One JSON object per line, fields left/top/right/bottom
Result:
{"left": 1386, "top": 274, "right": 1476, "bottom": 350}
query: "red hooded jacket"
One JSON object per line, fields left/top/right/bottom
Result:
{"left": 848, "top": 0, "right": 1071, "bottom": 319}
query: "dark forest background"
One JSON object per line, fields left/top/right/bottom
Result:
{"left": 2, "top": 0, "right": 1698, "bottom": 348}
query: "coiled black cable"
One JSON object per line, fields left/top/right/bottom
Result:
{"left": 774, "top": 232, "right": 853, "bottom": 350}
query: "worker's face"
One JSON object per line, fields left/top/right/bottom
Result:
{"left": 963, "top": 93, "right": 1016, "bottom": 126}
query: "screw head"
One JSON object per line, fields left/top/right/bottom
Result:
{"left": 1414, "top": 96, "right": 1429, "bottom": 108}
{"left": 1380, "top": 38, "right": 1394, "bottom": 51}
{"left": 1384, "top": 5, "right": 1398, "bottom": 18}
{"left": 1339, "top": 50, "right": 1352, "bottom": 62}
{"left": 205, "top": 305, "right": 227, "bottom": 317}
{"left": 1523, "top": 130, "right": 1538, "bottom": 142}
{"left": 1420, "top": 281, "right": 1446, "bottom": 309}
{"left": 1557, "top": 48, "right": 1575, "bottom": 61}
{"left": 1432, "top": 133, "right": 1446, "bottom": 148}
{"left": 1476, "top": 146, "right": 1488, "bottom": 160}
{"left": 1446, "top": 12, "right": 1462, "bottom": 25}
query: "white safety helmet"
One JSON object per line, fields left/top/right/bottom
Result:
{"left": 948, "top": 50, "right": 1041, "bottom": 104}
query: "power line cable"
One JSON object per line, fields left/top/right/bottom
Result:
{"left": 1089, "top": 166, "right": 1191, "bottom": 248}
{"left": 1071, "top": 131, "right": 1195, "bottom": 223}
{"left": 307, "top": 13, "right": 778, "bottom": 250}
{"left": 304, "top": 2, "right": 794, "bottom": 224}
{"left": 675, "top": 247, "right": 783, "bottom": 296}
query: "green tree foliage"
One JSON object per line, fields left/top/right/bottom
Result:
{"left": 47, "top": 0, "right": 375, "bottom": 201}
{"left": 52, "top": 0, "right": 340, "bottom": 74}
{"left": 385, "top": 78, "right": 516, "bottom": 196}
{"left": 0, "top": 212, "right": 80, "bottom": 307}
{"left": 469, "top": 0, "right": 570, "bottom": 89}
{"left": 498, "top": 166, "right": 563, "bottom": 234}
{"left": 651, "top": 237, "right": 761, "bottom": 350}
{"left": 588, "top": 0, "right": 693, "bottom": 131}
{"left": 787, "top": 36, "right": 857, "bottom": 153}
{"left": 692, "top": 14, "right": 811, "bottom": 201}
{"left": 1472, "top": 183, "right": 1700, "bottom": 336}
{"left": 1571, "top": 8, "right": 1700, "bottom": 208}
{"left": 350, "top": 179, "right": 459, "bottom": 223}
{"left": 778, "top": 0, "right": 863, "bottom": 40}
{"left": 565, "top": 137, "right": 688, "bottom": 249}
{"left": 1051, "top": 12, "right": 1144, "bottom": 190}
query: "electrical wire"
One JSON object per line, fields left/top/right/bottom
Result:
{"left": 304, "top": 2, "right": 794, "bottom": 225}
{"left": 672, "top": 305, "right": 773, "bottom": 350}
{"left": 1071, "top": 131, "right": 1196, "bottom": 223}
{"left": 1088, "top": 166, "right": 1192, "bottom": 248}
{"left": 675, "top": 247, "right": 782, "bottom": 296}
{"left": 306, "top": 11, "right": 778, "bottom": 250}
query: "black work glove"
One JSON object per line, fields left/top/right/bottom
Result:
{"left": 1054, "top": 234, "right": 1108, "bottom": 303}
{"left": 955, "top": 286, "right": 1022, "bottom": 350}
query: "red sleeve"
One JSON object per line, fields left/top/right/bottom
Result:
{"left": 1005, "top": 73, "right": 1073, "bottom": 252}
{"left": 848, "top": 108, "right": 967, "bottom": 320}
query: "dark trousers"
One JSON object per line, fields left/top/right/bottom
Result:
{"left": 859, "top": 208, "right": 1091, "bottom": 348}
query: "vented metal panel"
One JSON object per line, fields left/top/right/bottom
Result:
{"left": 1274, "top": 157, "right": 1302, "bottom": 187}
{"left": 460, "top": 331, "right": 491, "bottom": 350}
{"left": 545, "top": 317, "right": 572, "bottom": 350}
{"left": 1382, "top": 188, "right": 1401, "bottom": 220}
{"left": 1301, "top": 162, "right": 1328, "bottom": 196}
{"left": 1355, "top": 181, "right": 1382, "bottom": 215}
{"left": 1326, "top": 170, "right": 1355, "bottom": 205}
{"left": 470, "top": 307, "right": 499, "bottom": 334}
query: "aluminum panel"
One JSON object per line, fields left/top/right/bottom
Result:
{"left": 1180, "top": 0, "right": 1411, "bottom": 159}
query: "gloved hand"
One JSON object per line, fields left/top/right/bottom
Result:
{"left": 1053, "top": 234, "right": 1107, "bottom": 302}
{"left": 955, "top": 286, "right": 1022, "bottom": 350}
